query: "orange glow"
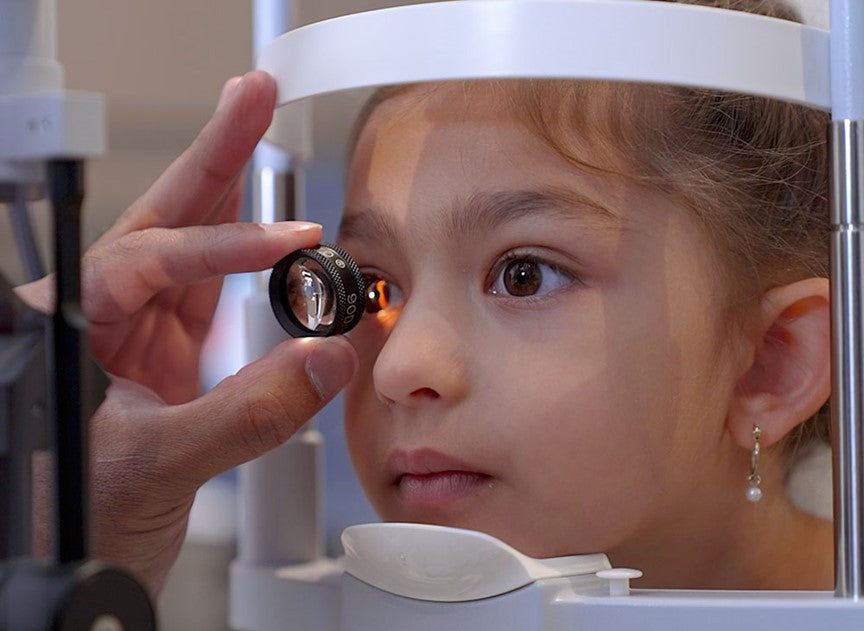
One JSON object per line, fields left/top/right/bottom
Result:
{"left": 373, "top": 279, "right": 389, "bottom": 310}
{"left": 375, "top": 306, "right": 401, "bottom": 331}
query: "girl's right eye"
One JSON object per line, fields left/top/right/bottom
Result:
{"left": 363, "top": 274, "right": 404, "bottom": 314}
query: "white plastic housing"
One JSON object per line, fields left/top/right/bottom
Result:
{"left": 0, "top": 0, "right": 61, "bottom": 96}
{"left": 0, "top": 0, "right": 104, "bottom": 181}
{"left": 258, "top": 0, "right": 830, "bottom": 112}
{"left": 0, "top": 92, "right": 105, "bottom": 161}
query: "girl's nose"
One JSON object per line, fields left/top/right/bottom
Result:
{"left": 372, "top": 301, "right": 469, "bottom": 407}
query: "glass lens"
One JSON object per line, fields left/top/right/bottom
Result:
{"left": 285, "top": 258, "right": 335, "bottom": 330}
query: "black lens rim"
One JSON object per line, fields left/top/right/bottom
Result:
{"left": 269, "top": 242, "right": 365, "bottom": 337}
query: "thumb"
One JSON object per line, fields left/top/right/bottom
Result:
{"left": 167, "top": 336, "right": 358, "bottom": 485}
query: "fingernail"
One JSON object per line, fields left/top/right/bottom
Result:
{"left": 305, "top": 338, "right": 358, "bottom": 399}
{"left": 265, "top": 221, "right": 322, "bottom": 233}
{"left": 217, "top": 76, "right": 243, "bottom": 108}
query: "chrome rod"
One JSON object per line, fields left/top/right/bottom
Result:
{"left": 251, "top": 0, "right": 296, "bottom": 227}
{"left": 252, "top": 163, "right": 295, "bottom": 224}
{"left": 831, "top": 119, "right": 864, "bottom": 598}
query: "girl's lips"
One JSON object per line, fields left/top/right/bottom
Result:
{"left": 396, "top": 471, "right": 492, "bottom": 508}
{"left": 386, "top": 448, "right": 493, "bottom": 508}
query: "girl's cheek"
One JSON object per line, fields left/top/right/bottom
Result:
{"left": 348, "top": 321, "right": 387, "bottom": 368}
{"left": 344, "top": 327, "right": 387, "bottom": 432}
{"left": 343, "top": 386, "right": 374, "bottom": 457}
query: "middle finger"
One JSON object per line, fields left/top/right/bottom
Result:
{"left": 101, "top": 71, "right": 277, "bottom": 241}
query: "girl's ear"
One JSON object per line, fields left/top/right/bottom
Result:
{"left": 726, "top": 278, "right": 831, "bottom": 450}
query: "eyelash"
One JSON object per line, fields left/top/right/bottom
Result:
{"left": 486, "top": 251, "right": 579, "bottom": 302}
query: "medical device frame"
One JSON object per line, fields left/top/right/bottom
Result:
{"left": 231, "top": 1, "right": 864, "bottom": 629}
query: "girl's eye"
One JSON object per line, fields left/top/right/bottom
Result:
{"left": 364, "top": 274, "right": 404, "bottom": 314}
{"left": 489, "top": 256, "right": 574, "bottom": 298}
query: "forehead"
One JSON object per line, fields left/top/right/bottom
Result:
{"left": 351, "top": 84, "right": 534, "bottom": 175}
{"left": 351, "top": 82, "right": 589, "bottom": 166}
{"left": 344, "top": 83, "right": 634, "bottom": 231}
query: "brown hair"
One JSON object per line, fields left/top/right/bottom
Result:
{"left": 348, "top": 0, "right": 831, "bottom": 460}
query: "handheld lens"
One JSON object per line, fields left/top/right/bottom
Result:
{"left": 269, "top": 243, "right": 365, "bottom": 337}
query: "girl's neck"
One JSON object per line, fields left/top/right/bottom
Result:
{"left": 608, "top": 493, "right": 834, "bottom": 591}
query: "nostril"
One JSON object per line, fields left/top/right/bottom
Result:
{"left": 410, "top": 387, "right": 440, "bottom": 399}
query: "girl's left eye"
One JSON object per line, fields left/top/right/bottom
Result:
{"left": 488, "top": 256, "right": 575, "bottom": 298}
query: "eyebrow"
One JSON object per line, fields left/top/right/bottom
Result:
{"left": 338, "top": 186, "right": 622, "bottom": 245}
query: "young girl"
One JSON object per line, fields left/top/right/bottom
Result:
{"left": 334, "top": 0, "right": 833, "bottom": 591}
{"left": 18, "top": 0, "right": 832, "bottom": 599}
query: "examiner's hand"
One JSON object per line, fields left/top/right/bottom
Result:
{"left": 19, "top": 71, "right": 359, "bottom": 595}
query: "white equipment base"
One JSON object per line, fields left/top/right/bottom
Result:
{"left": 229, "top": 524, "right": 862, "bottom": 631}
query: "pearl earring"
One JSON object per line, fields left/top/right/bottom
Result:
{"left": 746, "top": 426, "right": 762, "bottom": 503}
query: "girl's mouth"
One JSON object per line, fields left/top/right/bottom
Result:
{"left": 387, "top": 448, "right": 493, "bottom": 508}
{"left": 396, "top": 471, "right": 492, "bottom": 507}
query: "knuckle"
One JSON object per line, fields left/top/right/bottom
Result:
{"left": 114, "top": 229, "right": 153, "bottom": 259}
{"left": 200, "top": 159, "right": 234, "bottom": 188}
{"left": 239, "top": 390, "right": 302, "bottom": 456}
{"left": 197, "top": 237, "right": 223, "bottom": 277}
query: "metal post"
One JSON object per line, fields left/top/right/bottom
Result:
{"left": 831, "top": 120, "right": 864, "bottom": 598}
{"left": 830, "top": 0, "right": 864, "bottom": 599}
{"left": 47, "top": 159, "right": 88, "bottom": 564}
{"left": 252, "top": 0, "right": 297, "bottom": 228}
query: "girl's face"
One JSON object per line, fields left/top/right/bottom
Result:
{"left": 338, "top": 85, "right": 747, "bottom": 560}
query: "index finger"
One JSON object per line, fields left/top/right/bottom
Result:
{"left": 84, "top": 221, "right": 322, "bottom": 323}
{"left": 103, "top": 71, "right": 278, "bottom": 240}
